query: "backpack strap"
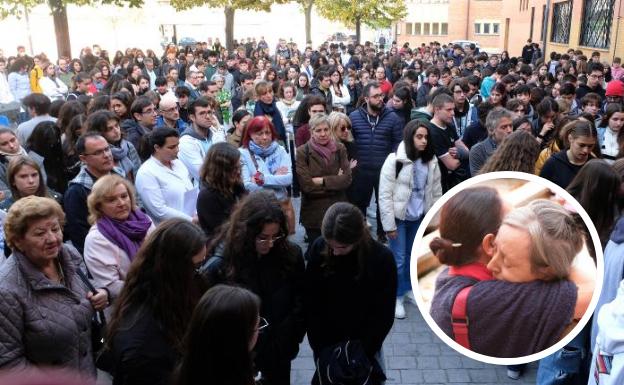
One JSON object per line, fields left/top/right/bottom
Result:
{"left": 247, "top": 148, "right": 260, "bottom": 171}
{"left": 451, "top": 285, "right": 473, "bottom": 350}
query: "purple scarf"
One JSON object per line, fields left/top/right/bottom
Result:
{"left": 308, "top": 137, "right": 337, "bottom": 165}
{"left": 96, "top": 209, "right": 152, "bottom": 260}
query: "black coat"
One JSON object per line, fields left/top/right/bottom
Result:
{"left": 304, "top": 238, "right": 397, "bottom": 361}
{"left": 196, "top": 184, "right": 245, "bottom": 240}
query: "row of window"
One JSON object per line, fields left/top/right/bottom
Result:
{"left": 474, "top": 22, "right": 500, "bottom": 35}
{"left": 399, "top": 22, "right": 449, "bottom": 36}
{"left": 408, "top": 0, "right": 449, "bottom": 3}
{"left": 550, "top": 0, "right": 615, "bottom": 49}
{"left": 519, "top": 0, "right": 529, "bottom": 11}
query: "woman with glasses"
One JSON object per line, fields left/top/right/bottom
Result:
{"left": 304, "top": 202, "right": 396, "bottom": 385}
{"left": 202, "top": 190, "right": 305, "bottom": 385}
{"left": 173, "top": 285, "right": 263, "bottom": 385}
{"left": 107, "top": 218, "right": 206, "bottom": 385}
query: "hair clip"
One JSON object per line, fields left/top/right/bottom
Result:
{"left": 451, "top": 243, "right": 462, "bottom": 247}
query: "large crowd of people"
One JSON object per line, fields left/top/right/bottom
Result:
{"left": 0, "top": 34, "right": 623, "bottom": 384}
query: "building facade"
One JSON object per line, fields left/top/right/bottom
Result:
{"left": 394, "top": 0, "right": 504, "bottom": 53}
{"left": 502, "top": 0, "right": 623, "bottom": 61}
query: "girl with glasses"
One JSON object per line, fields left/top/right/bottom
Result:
{"left": 202, "top": 190, "right": 305, "bottom": 385}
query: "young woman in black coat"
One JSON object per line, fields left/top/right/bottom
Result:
{"left": 196, "top": 142, "right": 245, "bottom": 241}
{"left": 304, "top": 202, "right": 397, "bottom": 385}
{"left": 205, "top": 190, "right": 305, "bottom": 385}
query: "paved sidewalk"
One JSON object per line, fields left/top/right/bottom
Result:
{"left": 289, "top": 197, "right": 538, "bottom": 385}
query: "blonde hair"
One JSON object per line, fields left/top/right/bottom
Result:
{"left": 327, "top": 111, "right": 353, "bottom": 142}
{"left": 4, "top": 196, "right": 65, "bottom": 250}
{"left": 87, "top": 174, "right": 137, "bottom": 224}
{"left": 254, "top": 80, "right": 271, "bottom": 96}
{"left": 308, "top": 113, "right": 330, "bottom": 132}
{"left": 502, "top": 199, "right": 582, "bottom": 280}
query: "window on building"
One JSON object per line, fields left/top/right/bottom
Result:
{"left": 441, "top": 22, "right": 448, "bottom": 35}
{"left": 424, "top": 23, "right": 430, "bottom": 35}
{"left": 493, "top": 23, "right": 500, "bottom": 34}
{"left": 551, "top": 0, "right": 572, "bottom": 43}
{"left": 406, "top": 22, "right": 413, "bottom": 35}
{"left": 580, "top": 0, "right": 616, "bottom": 48}
{"left": 483, "top": 23, "right": 490, "bottom": 34}
{"left": 415, "top": 23, "right": 421, "bottom": 35}
{"left": 432, "top": 23, "right": 439, "bottom": 35}
{"left": 475, "top": 23, "right": 481, "bottom": 34}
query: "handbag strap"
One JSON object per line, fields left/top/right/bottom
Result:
{"left": 451, "top": 285, "right": 473, "bottom": 350}
{"left": 76, "top": 268, "right": 107, "bottom": 325}
{"left": 248, "top": 148, "right": 260, "bottom": 171}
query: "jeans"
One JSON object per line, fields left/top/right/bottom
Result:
{"left": 388, "top": 217, "right": 422, "bottom": 298}
{"left": 537, "top": 324, "right": 590, "bottom": 385}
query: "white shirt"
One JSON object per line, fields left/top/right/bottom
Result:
{"left": 135, "top": 156, "right": 197, "bottom": 223}
{"left": 39, "top": 76, "right": 68, "bottom": 101}
{"left": 330, "top": 84, "right": 351, "bottom": 110}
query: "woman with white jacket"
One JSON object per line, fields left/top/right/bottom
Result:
{"left": 136, "top": 127, "right": 198, "bottom": 224}
{"left": 39, "top": 62, "right": 68, "bottom": 101}
{"left": 379, "top": 120, "right": 443, "bottom": 319}
{"left": 329, "top": 67, "right": 351, "bottom": 113}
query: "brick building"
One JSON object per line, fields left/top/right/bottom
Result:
{"left": 394, "top": 0, "right": 505, "bottom": 53}
{"left": 502, "top": 0, "right": 623, "bottom": 61}
{"left": 395, "top": 0, "right": 623, "bottom": 61}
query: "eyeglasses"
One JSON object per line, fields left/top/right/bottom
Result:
{"left": 83, "top": 147, "right": 112, "bottom": 157}
{"left": 589, "top": 74, "right": 604, "bottom": 79}
{"left": 257, "top": 317, "right": 269, "bottom": 332}
{"left": 368, "top": 93, "right": 383, "bottom": 99}
{"left": 160, "top": 106, "right": 179, "bottom": 113}
{"left": 339, "top": 126, "right": 350, "bottom": 132}
{"left": 141, "top": 108, "right": 157, "bottom": 115}
{"left": 255, "top": 234, "right": 285, "bottom": 245}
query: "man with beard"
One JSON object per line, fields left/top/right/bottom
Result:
{"left": 349, "top": 82, "right": 403, "bottom": 243}
{"left": 178, "top": 97, "right": 226, "bottom": 182}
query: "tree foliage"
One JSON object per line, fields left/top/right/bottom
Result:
{"left": 0, "top": 0, "right": 143, "bottom": 19}
{"left": 169, "top": 0, "right": 274, "bottom": 14}
{"left": 315, "top": 0, "right": 407, "bottom": 30}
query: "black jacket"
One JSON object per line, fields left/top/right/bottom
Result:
{"left": 304, "top": 238, "right": 397, "bottom": 362}
{"left": 539, "top": 150, "right": 585, "bottom": 189}
{"left": 196, "top": 184, "right": 245, "bottom": 240}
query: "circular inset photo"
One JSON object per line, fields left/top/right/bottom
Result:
{"left": 411, "top": 171, "right": 603, "bottom": 365}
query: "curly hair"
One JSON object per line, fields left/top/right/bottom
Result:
{"left": 4, "top": 196, "right": 65, "bottom": 250}
{"left": 199, "top": 142, "right": 242, "bottom": 198}
{"left": 210, "top": 190, "right": 299, "bottom": 283}
{"left": 479, "top": 130, "right": 540, "bottom": 174}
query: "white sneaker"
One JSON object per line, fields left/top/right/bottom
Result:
{"left": 506, "top": 369, "right": 521, "bottom": 380}
{"left": 395, "top": 299, "right": 406, "bottom": 319}
{"left": 404, "top": 291, "right": 418, "bottom": 306}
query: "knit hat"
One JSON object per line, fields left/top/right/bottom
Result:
{"left": 606, "top": 80, "right": 624, "bottom": 97}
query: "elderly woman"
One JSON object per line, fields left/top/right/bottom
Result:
{"left": 296, "top": 114, "right": 351, "bottom": 243}
{"left": 84, "top": 175, "right": 153, "bottom": 317}
{"left": 0, "top": 196, "right": 108, "bottom": 375}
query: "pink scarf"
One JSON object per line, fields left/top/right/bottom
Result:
{"left": 308, "top": 137, "right": 337, "bottom": 165}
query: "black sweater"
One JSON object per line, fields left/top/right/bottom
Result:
{"left": 196, "top": 184, "right": 245, "bottom": 240}
{"left": 539, "top": 150, "right": 584, "bottom": 189}
{"left": 303, "top": 238, "right": 397, "bottom": 360}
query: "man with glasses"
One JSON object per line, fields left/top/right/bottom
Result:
{"left": 184, "top": 70, "right": 202, "bottom": 101}
{"left": 576, "top": 62, "right": 606, "bottom": 102}
{"left": 179, "top": 97, "right": 225, "bottom": 181}
{"left": 64, "top": 133, "right": 118, "bottom": 254}
{"left": 156, "top": 93, "right": 187, "bottom": 133}
{"left": 349, "top": 82, "right": 403, "bottom": 243}
{"left": 123, "top": 96, "right": 158, "bottom": 155}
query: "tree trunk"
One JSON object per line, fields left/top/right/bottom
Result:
{"left": 304, "top": 0, "right": 313, "bottom": 46}
{"left": 225, "top": 7, "right": 235, "bottom": 51}
{"left": 355, "top": 16, "right": 361, "bottom": 44}
{"left": 48, "top": 0, "right": 71, "bottom": 58}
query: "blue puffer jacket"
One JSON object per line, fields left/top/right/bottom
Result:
{"left": 349, "top": 105, "right": 404, "bottom": 170}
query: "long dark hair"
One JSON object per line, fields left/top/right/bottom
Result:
{"left": 567, "top": 159, "right": 621, "bottom": 246}
{"left": 210, "top": 190, "right": 298, "bottom": 283}
{"left": 479, "top": 130, "right": 540, "bottom": 174}
{"left": 403, "top": 120, "right": 434, "bottom": 162}
{"left": 391, "top": 84, "right": 414, "bottom": 122}
{"left": 173, "top": 285, "right": 260, "bottom": 385}
{"left": 320, "top": 202, "right": 374, "bottom": 280}
{"left": 26, "top": 121, "right": 66, "bottom": 193}
{"left": 107, "top": 219, "right": 207, "bottom": 351}
{"left": 199, "top": 142, "right": 243, "bottom": 198}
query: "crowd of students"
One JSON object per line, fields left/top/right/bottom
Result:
{"left": 0, "top": 35, "right": 623, "bottom": 384}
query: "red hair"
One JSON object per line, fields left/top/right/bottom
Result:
{"left": 242, "top": 116, "right": 279, "bottom": 147}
